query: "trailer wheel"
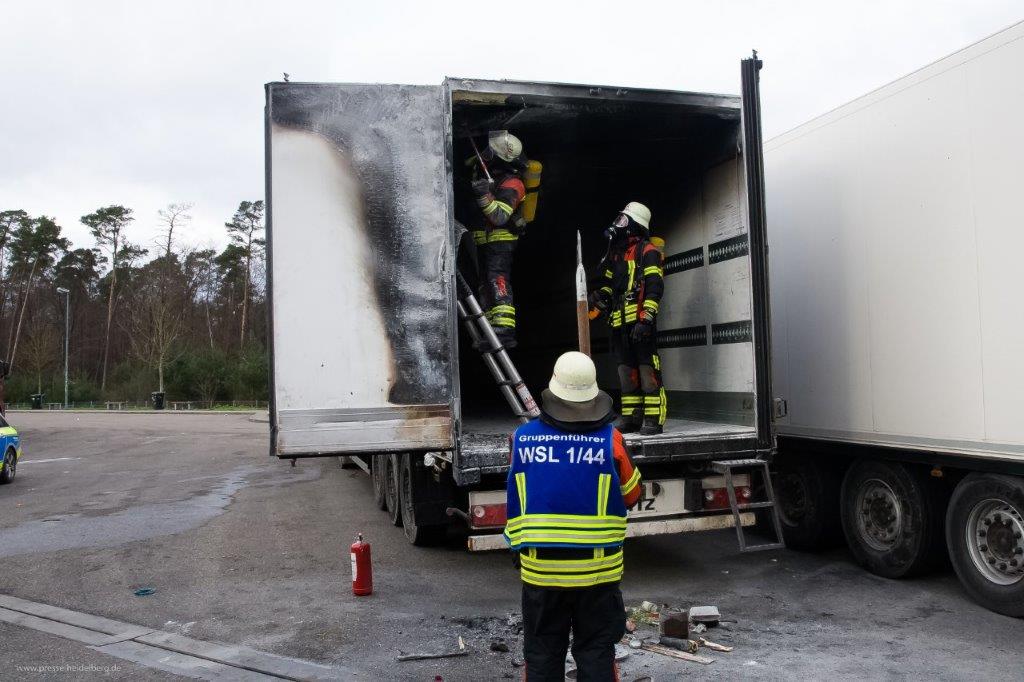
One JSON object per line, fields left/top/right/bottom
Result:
{"left": 840, "top": 460, "right": 946, "bottom": 578}
{"left": 385, "top": 454, "right": 402, "bottom": 526}
{"left": 371, "top": 456, "right": 388, "bottom": 510}
{"left": 399, "top": 454, "right": 448, "bottom": 546}
{"left": 945, "top": 473, "right": 1024, "bottom": 616}
{"left": 774, "top": 454, "right": 843, "bottom": 550}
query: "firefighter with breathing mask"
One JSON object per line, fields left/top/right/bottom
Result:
{"left": 590, "top": 202, "right": 667, "bottom": 435}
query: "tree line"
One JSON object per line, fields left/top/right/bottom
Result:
{"left": 0, "top": 201, "right": 267, "bottom": 406}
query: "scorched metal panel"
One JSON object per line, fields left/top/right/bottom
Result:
{"left": 266, "top": 83, "right": 455, "bottom": 456}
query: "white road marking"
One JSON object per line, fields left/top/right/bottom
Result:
{"left": 19, "top": 457, "right": 82, "bottom": 464}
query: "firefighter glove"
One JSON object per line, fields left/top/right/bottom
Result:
{"left": 630, "top": 319, "right": 654, "bottom": 343}
{"left": 471, "top": 177, "right": 494, "bottom": 196}
{"left": 588, "top": 289, "right": 611, "bottom": 313}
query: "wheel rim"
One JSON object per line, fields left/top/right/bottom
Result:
{"left": 5, "top": 450, "right": 13, "bottom": 479}
{"left": 777, "top": 473, "right": 807, "bottom": 527}
{"left": 401, "top": 460, "right": 415, "bottom": 530}
{"left": 855, "top": 478, "right": 902, "bottom": 551}
{"left": 385, "top": 458, "right": 397, "bottom": 505}
{"left": 966, "top": 497, "right": 1024, "bottom": 586}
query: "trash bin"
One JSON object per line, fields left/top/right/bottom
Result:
{"left": 30, "top": 393, "right": 44, "bottom": 410}
{"left": 151, "top": 391, "right": 165, "bottom": 410}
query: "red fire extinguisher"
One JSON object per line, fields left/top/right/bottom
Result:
{"left": 351, "top": 533, "right": 372, "bottom": 596}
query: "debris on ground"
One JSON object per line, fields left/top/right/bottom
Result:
{"left": 688, "top": 605, "right": 721, "bottom": 625}
{"left": 690, "top": 622, "right": 707, "bottom": 635}
{"left": 641, "top": 642, "right": 714, "bottom": 665}
{"left": 614, "top": 644, "right": 631, "bottom": 662}
{"left": 626, "top": 602, "right": 659, "bottom": 626}
{"left": 397, "top": 636, "right": 468, "bottom": 662}
{"left": 625, "top": 618, "right": 637, "bottom": 633}
{"left": 659, "top": 636, "right": 698, "bottom": 653}
{"left": 628, "top": 636, "right": 643, "bottom": 649}
{"left": 133, "top": 587, "right": 156, "bottom": 596}
{"left": 490, "top": 640, "right": 509, "bottom": 653}
{"left": 699, "top": 637, "right": 734, "bottom": 653}
{"left": 659, "top": 610, "right": 688, "bottom": 639}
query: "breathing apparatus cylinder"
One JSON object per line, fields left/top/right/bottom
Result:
{"left": 520, "top": 160, "right": 543, "bottom": 223}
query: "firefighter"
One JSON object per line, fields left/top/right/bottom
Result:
{"left": 589, "top": 202, "right": 667, "bottom": 435}
{"left": 505, "top": 351, "right": 642, "bottom": 681}
{"left": 468, "top": 130, "right": 528, "bottom": 348}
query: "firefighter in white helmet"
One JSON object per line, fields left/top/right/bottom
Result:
{"left": 589, "top": 202, "right": 667, "bottom": 435}
{"left": 504, "top": 351, "right": 642, "bottom": 679}
{"left": 467, "top": 130, "right": 529, "bottom": 348}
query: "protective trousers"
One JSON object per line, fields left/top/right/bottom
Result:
{"left": 612, "top": 327, "right": 666, "bottom": 425}
{"left": 522, "top": 580, "right": 625, "bottom": 681}
{"left": 478, "top": 240, "right": 517, "bottom": 335}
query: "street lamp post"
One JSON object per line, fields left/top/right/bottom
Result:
{"left": 56, "top": 287, "right": 69, "bottom": 409}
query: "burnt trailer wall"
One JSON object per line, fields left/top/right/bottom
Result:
{"left": 266, "top": 83, "right": 456, "bottom": 456}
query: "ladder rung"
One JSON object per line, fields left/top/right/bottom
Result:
{"left": 736, "top": 501, "right": 774, "bottom": 510}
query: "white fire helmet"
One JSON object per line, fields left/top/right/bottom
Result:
{"left": 621, "top": 201, "right": 651, "bottom": 229}
{"left": 548, "top": 351, "right": 599, "bottom": 403}
{"left": 488, "top": 130, "right": 523, "bottom": 163}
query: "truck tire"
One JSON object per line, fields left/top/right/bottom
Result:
{"left": 774, "top": 454, "right": 843, "bottom": 550}
{"left": 840, "top": 460, "right": 946, "bottom": 578}
{"left": 386, "top": 453, "right": 402, "bottom": 526}
{"left": 399, "top": 453, "right": 448, "bottom": 546}
{"left": 945, "top": 473, "right": 1024, "bottom": 617}
{"left": 371, "top": 456, "right": 388, "bottom": 510}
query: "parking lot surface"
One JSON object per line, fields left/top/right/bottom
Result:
{"left": 0, "top": 412, "right": 1020, "bottom": 680}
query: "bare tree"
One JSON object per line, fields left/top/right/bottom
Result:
{"left": 6, "top": 216, "right": 68, "bottom": 370}
{"left": 21, "top": 311, "right": 59, "bottom": 395}
{"left": 224, "top": 201, "right": 265, "bottom": 349}
{"left": 81, "top": 205, "right": 137, "bottom": 391}
{"left": 156, "top": 203, "right": 192, "bottom": 260}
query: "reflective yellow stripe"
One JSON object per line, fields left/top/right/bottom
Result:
{"left": 520, "top": 565, "right": 624, "bottom": 587}
{"left": 487, "top": 229, "right": 518, "bottom": 242}
{"left": 604, "top": 269, "right": 613, "bottom": 279}
{"left": 491, "top": 317, "right": 515, "bottom": 328}
{"left": 597, "top": 473, "right": 611, "bottom": 515}
{"left": 643, "top": 266, "right": 663, "bottom": 277}
{"left": 652, "top": 355, "right": 660, "bottom": 371}
{"left": 660, "top": 387, "right": 667, "bottom": 424}
{"left": 644, "top": 408, "right": 660, "bottom": 416}
{"left": 509, "top": 530, "right": 626, "bottom": 544}
{"left": 626, "top": 260, "right": 636, "bottom": 291}
{"left": 490, "top": 305, "right": 516, "bottom": 315}
{"left": 643, "top": 300, "right": 659, "bottom": 312}
{"left": 599, "top": 286, "right": 613, "bottom": 295}
{"left": 620, "top": 468, "right": 641, "bottom": 495}
{"left": 624, "top": 303, "right": 638, "bottom": 313}
{"left": 644, "top": 396, "right": 661, "bottom": 405}
{"left": 621, "top": 396, "right": 643, "bottom": 404}
{"left": 515, "top": 472, "right": 527, "bottom": 514}
{"left": 520, "top": 548, "right": 622, "bottom": 569}
{"left": 471, "top": 230, "right": 487, "bottom": 245}
{"left": 506, "top": 514, "right": 628, "bottom": 530}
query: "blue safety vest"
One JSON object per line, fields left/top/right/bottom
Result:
{"left": 504, "top": 419, "right": 627, "bottom": 551}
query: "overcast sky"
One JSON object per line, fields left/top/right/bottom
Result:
{"left": 2, "top": 1, "right": 1021, "bottom": 255}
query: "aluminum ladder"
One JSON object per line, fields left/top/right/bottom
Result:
{"left": 712, "top": 458, "right": 786, "bottom": 552}
{"left": 455, "top": 271, "right": 540, "bottom": 423}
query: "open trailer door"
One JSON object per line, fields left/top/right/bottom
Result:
{"left": 265, "top": 83, "right": 456, "bottom": 457}
{"left": 740, "top": 54, "right": 776, "bottom": 453}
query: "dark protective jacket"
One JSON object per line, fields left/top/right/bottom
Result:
{"left": 470, "top": 172, "right": 527, "bottom": 245}
{"left": 598, "top": 236, "right": 665, "bottom": 328}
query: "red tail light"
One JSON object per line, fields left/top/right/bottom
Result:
{"left": 470, "top": 503, "right": 507, "bottom": 529}
{"left": 702, "top": 486, "right": 752, "bottom": 510}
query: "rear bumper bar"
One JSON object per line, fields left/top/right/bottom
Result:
{"left": 466, "top": 511, "right": 755, "bottom": 552}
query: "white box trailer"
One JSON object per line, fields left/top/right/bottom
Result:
{"left": 766, "top": 21, "right": 1024, "bottom": 615}
{"left": 265, "top": 57, "right": 784, "bottom": 549}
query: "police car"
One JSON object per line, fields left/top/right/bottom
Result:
{"left": 0, "top": 413, "right": 21, "bottom": 484}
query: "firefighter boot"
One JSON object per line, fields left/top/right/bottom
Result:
{"left": 639, "top": 415, "right": 663, "bottom": 436}
{"left": 615, "top": 413, "right": 642, "bottom": 433}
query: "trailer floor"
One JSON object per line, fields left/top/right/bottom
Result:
{"left": 0, "top": 412, "right": 1020, "bottom": 681}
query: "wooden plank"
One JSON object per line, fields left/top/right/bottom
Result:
{"left": 641, "top": 643, "right": 714, "bottom": 665}
{"left": 699, "top": 637, "right": 734, "bottom": 652}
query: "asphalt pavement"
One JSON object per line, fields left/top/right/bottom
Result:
{"left": 0, "top": 412, "right": 1020, "bottom": 680}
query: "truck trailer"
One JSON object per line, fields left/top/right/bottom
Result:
{"left": 766, "top": 22, "right": 1024, "bottom": 616}
{"left": 264, "top": 57, "right": 784, "bottom": 551}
